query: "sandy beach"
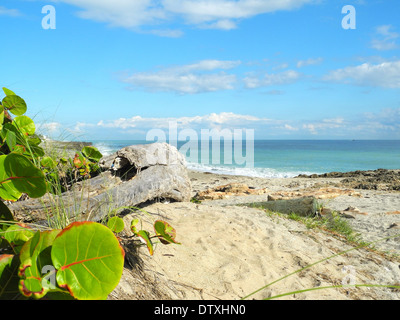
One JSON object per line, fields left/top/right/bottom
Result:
{"left": 111, "top": 169, "right": 400, "bottom": 300}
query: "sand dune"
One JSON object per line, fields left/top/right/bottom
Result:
{"left": 111, "top": 171, "right": 400, "bottom": 300}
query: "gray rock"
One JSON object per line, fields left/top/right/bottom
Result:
{"left": 244, "top": 197, "right": 318, "bottom": 217}
{"left": 9, "top": 143, "right": 191, "bottom": 224}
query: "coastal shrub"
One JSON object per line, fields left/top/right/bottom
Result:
{"left": 107, "top": 214, "right": 180, "bottom": 256}
{"left": 1, "top": 87, "right": 181, "bottom": 299}
{"left": 0, "top": 88, "right": 47, "bottom": 201}
{"left": 0, "top": 213, "right": 125, "bottom": 300}
{"left": 0, "top": 88, "right": 124, "bottom": 300}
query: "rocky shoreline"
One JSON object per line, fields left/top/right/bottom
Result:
{"left": 297, "top": 168, "right": 400, "bottom": 191}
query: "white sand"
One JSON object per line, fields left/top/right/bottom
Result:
{"left": 112, "top": 171, "right": 400, "bottom": 300}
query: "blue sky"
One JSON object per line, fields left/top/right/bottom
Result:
{"left": 1, "top": 0, "right": 400, "bottom": 140}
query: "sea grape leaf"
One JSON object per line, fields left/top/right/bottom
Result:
{"left": 73, "top": 153, "right": 90, "bottom": 176}
{"left": 107, "top": 216, "right": 124, "bottom": 234}
{"left": 3, "top": 224, "right": 35, "bottom": 254}
{"left": 13, "top": 116, "right": 35, "bottom": 136}
{"left": 0, "top": 105, "right": 3, "bottom": 131}
{"left": 27, "top": 144, "right": 45, "bottom": 159}
{"left": 26, "top": 134, "right": 41, "bottom": 146}
{"left": 2, "top": 95, "right": 27, "bottom": 116}
{"left": 2, "top": 87, "right": 16, "bottom": 96}
{"left": 82, "top": 146, "right": 102, "bottom": 162}
{"left": 0, "top": 155, "right": 22, "bottom": 201}
{"left": 0, "top": 254, "right": 21, "bottom": 300}
{"left": 2, "top": 153, "right": 47, "bottom": 198}
{"left": 0, "top": 198, "right": 14, "bottom": 223}
{"left": 137, "top": 230, "right": 154, "bottom": 256}
{"left": 130, "top": 218, "right": 139, "bottom": 235}
{"left": 0, "top": 201, "right": 14, "bottom": 251}
{"left": 40, "top": 156, "right": 57, "bottom": 169}
{"left": 18, "top": 230, "right": 61, "bottom": 299}
{"left": 154, "top": 220, "right": 180, "bottom": 245}
{"left": 51, "top": 221, "right": 125, "bottom": 300}
{"left": 5, "top": 129, "right": 16, "bottom": 151}
{"left": 12, "top": 145, "right": 26, "bottom": 155}
{"left": 73, "top": 153, "right": 85, "bottom": 168}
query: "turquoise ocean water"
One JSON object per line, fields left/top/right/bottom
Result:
{"left": 91, "top": 140, "right": 400, "bottom": 178}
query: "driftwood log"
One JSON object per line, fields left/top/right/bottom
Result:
{"left": 8, "top": 143, "right": 192, "bottom": 224}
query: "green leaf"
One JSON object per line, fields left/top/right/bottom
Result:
{"left": 130, "top": 218, "right": 139, "bottom": 235}
{"left": 107, "top": 216, "right": 124, "bottom": 234}
{"left": 82, "top": 146, "right": 102, "bottom": 162}
{"left": 40, "top": 156, "right": 57, "bottom": 169}
{"left": 0, "top": 254, "right": 21, "bottom": 299}
{"left": 18, "top": 230, "right": 61, "bottom": 299}
{"left": 0, "top": 201, "right": 13, "bottom": 225}
{"left": 28, "top": 144, "right": 45, "bottom": 159}
{"left": 2, "top": 95, "right": 27, "bottom": 116}
{"left": 0, "top": 105, "right": 4, "bottom": 131}
{"left": 0, "top": 155, "right": 22, "bottom": 201}
{"left": 2, "top": 153, "right": 47, "bottom": 198}
{"left": 154, "top": 220, "right": 180, "bottom": 245}
{"left": 51, "top": 221, "right": 125, "bottom": 300}
{"left": 137, "top": 230, "right": 154, "bottom": 256}
{"left": 5, "top": 129, "right": 16, "bottom": 151}
{"left": 3, "top": 224, "right": 35, "bottom": 254}
{"left": 26, "top": 134, "right": 42, "bottom": 146}
{"left": 2, "top": 87, "right": 16, "bottom": 96}
{"left": 0, "top": 201, "right": 14, "bottom": 251}
{"left": 13, "top": 116, "right": 35, "bottom": 136}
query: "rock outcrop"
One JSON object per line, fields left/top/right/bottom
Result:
{"left": 194, "top": 183, "right": 268, "bottom": 200}
{"left": 297, "top": 169, "right": 400, "bottom": 191}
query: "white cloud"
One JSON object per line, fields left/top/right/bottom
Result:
{"left": 96, "top": 112, "right": 274, "bottom": 130}
{"left": 297, "top": 57, "right": 323, "bottom": 68}
{"left": 283, "top": 124, "right": 298, "bottom": 131}
{"left": 162, "top": 0, "right": 315, "bottom": 28}
{"left": 244, "top": 70, "right": 301, "bottom": 88}
{"left": 36, "top": 122, "right": 62, "bottom": 136}
{"left": 323, "top": 60, "right": 400, "bottom": 89}
{"left": 371, "top": 25, "right": 399, "bottom": 51}
{"left": 121, "top": 60, "right": 240, "bottom": 94}
{"left": 57, "top": 0, "right": 167, "bottom": 29}
{"left": 42, "top": 0, "right": 316, "bottom": 33}
{"left": 76, "top": 109, "right": 400, "bottom": 139}
{"left": 302, "top": 118, "right": 345, "bottom": 135}
{"left": 0, "top": 6, "right": 21, "bottom": 17}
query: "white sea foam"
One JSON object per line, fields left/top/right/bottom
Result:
{"left": 93, "top": 142, "right": 117, "bottom": 157}
{"left": 186, "top": 162, "right": 316, "bottom": 179}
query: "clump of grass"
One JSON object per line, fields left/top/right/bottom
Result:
{"left": 245, "top": 201, "right": 364, "bottom": 246}
{"left": 240, "top": 201, "right": 400, "bottom": 300}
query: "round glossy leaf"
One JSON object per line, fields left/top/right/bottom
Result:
{"left": 154, "top": 220, "right": 180, "bottom": 245}
{"left": 13, "top": 116, "right": 35, "bottom": 136}
{"left": 82, "top": 146, "right": 102, "bottom": 162}
{"left": 3, "top": 153, "right": 47, "bottom": 198}
{"left": 130, "top": 218, "right": 139, "bottom": 235}
{"left": 0, "top": 155, "right": 22, "bottom": 201}
{"left": 2, "top": 87, "right": 16, "bottom": 96}
{"left": 2, "top": 95, "right": 27, "bottom": 116}
{"left": 0, "top": 105, "right": 4, "bottom": 130}
{"left": 107, "top": 216, "right": 124, "bottom": 234}
{"left": 5, "top": 129, "right": 17, "bottom": 151}
{"left": 4, "top": 223, "right": 35, "bottom": 254}
{"left": 0, "top": 254, "right": 21, "bottom": 299}
{"left": 40, "top": 156, "right": 57, "bottom": 169}
{"left": 137, "top": 230, "right": 154, "bottom": 256}
{"left": 51, "top": 221, "right": 125, "bottom": 300}
{"left": 18, "top": 230, "right": 61, "bottom": 299}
